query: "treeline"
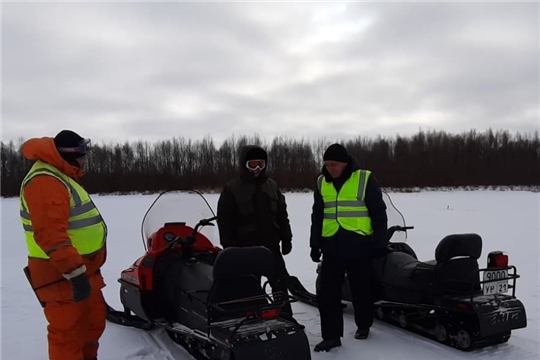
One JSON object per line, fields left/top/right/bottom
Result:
{"left": 1, "top": 129, "right": 539, "bottom": 197}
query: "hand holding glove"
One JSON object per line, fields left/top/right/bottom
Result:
{"left": 310, "top": 247, "right": 321, "bottom": 263}
{"left": 281, "top": 240, "right": 292, "bottom": 255}
{"left": 69, "top": 272, "right": 91, "bottom": 303}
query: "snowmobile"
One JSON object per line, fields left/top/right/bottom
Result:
{"left": 106, "top": 190, "right": 311, "bottom": 360}
{"left": 288, "top": 192, "right": 527, "bottom": 351}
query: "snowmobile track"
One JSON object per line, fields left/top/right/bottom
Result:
{"left": 343, "top": 309, "right": 535, "bottom": 360}
{"left": 127, "top": 327, "right": 191, "bottom": 360}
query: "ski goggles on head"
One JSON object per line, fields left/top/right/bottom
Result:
{"left": 246, "top": 159, "right": 266, "bottom": 170}
{"left": 56, "top": 138, "right": 92, "bottom": 155}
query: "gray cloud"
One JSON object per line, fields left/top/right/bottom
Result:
{"left": 3, "top": 2, "right": 538, "bottom": 146}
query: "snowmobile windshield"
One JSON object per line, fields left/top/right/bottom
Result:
{"left": 382, "top": 191, "right": 409, "bottom": 242}
{"left": 141, "top": 190, "right": 219, "bottom": 247}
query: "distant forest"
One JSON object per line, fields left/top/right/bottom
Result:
{"left": 1, "top": 128, "right": 539, "bottom": 197}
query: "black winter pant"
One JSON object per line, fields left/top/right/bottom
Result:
{"left": 268, "top": 251, "right": 293, "bottom": 316}
{"left": 318, "top": 254, "right": 374, "bottom": 339}
{"left": 225, "top": 244, "right": 293, "bottom": 316}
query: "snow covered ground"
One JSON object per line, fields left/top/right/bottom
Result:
{"left": 2, "top": 190, "right": 539, "bottom": 360}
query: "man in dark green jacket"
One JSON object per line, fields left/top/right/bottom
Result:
{"left": 217, "top": 145, "right": 294, "bottom": 315}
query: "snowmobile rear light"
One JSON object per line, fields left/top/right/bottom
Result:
{"left": 259, "top": 308, "right": 281, "bottom": 319}
{"left": 246, "top": 308, "right": 281, "bottom": 320}
{"left": 487, "top": 251, "right": 508, "bottom": 269}
{"left": 456, "top": 302, "right": 470, "bottom": 310}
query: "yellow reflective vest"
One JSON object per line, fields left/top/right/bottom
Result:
{"left": 318, "top": 169, "right": 373, "bottom": 237}
{"left": 20, "top": 160, "right": 107, "bottom": 259}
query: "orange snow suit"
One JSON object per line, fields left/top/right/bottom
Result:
{"left": 20, "top": 137, "right": 107, "bottom": 360}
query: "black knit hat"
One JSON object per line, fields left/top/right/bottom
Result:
{"left": 323, "top": 143, "right": 350, "bottom": 163}
{"left": 54, "top": 130, "right": 89, "bottom": 161}
{"left": 244, "top": 146, "right": 268, "bottom": 162}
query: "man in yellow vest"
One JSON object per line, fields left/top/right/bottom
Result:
{"left": 20, "top": 130, "right": 107, "bottom": 360}
{"left": 310, "top": 143, "right": 388, "bottom": 352}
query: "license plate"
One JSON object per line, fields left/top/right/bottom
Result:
{"left": 483, "top": 269, "right": 508, "bottom": 295}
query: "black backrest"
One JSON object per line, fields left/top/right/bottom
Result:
{"left": 434, "top": 234, "right": 482, "bottom": 293}
{"left": 208, "top": 247, "right": 275, "bottom": 310}
{"left": 435, "top": 234, "right": 482, "bottom": 262}
{"left": 212, "top": 246, "right": 275, "bottom": 281}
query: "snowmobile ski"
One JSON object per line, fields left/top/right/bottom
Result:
{"left": 106, "top": 303, "right": 154, "bottom": 330}
{"left": 287, "top": 276, "right": 346, "bottom": 309}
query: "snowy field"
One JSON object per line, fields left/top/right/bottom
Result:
{"left": 2, "top": 190, "right": 539, "bottom": 360}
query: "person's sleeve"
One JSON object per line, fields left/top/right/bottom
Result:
{"left": 364, "top": 174, "right": 388, "bottom": 249}
{"left": 23, "top": 176, "right": 86, "bottom": 278}
{"left": 309, "top": 187, "right": 324, "bottom": 249}
{"left": 276, "top": 187, "right": 293, "bottom": 242}
{"left": 216, "top": 185, "right": 237, "bottom": 248}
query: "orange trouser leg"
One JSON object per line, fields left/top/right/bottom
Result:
{"left": 44, "top": 299, "right": 87, "bottom": 360}
{"left": 43, "top": 290, "right": 106, "bottom": 360}
{"left": 82, "top": 290, "right": 106, "bottom": 360}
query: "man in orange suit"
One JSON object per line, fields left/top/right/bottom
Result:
{"left": 20, "top": 130, "right": 108, "bottom": 360}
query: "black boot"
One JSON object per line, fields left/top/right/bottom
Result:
{"left": 354, "top": 328, "right": 369, "bottom": 339}
{"left": 314, "top": 338, "right": 341, "bottom": 352}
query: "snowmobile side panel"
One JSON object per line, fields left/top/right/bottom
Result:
{"left": 118, "top": 279, "right": 153, "bottom": 322}
{"left": 474, "top": 296, "right": 527, "bottom": 337}
{"left": 230, "top": 327, "right": 311, "bottom": 360}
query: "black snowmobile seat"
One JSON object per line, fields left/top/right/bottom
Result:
{"left": 378, "top": 251, "right": 436, "bottom": 303}
{"left": 208, "top": 246, "right": 275, "bottom": 312}
{"left": 377, "top": 234, "right": 483, "bottom": 303}
{"left": 433, "top": 233, "right": 482, "bottom": 293}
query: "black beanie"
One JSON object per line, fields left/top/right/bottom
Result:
{"left": 244, "top": 146, "right": 268, "bottom": 162}
{"left": 323, "top": 143, "right": 349, "bottom": 163}
{"left": 54, "top": 130, "right": 86, "bottom": 161}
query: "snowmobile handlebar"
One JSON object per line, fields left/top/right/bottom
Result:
{"left": 387, "top": 225, "right": 415, "bottom": 242}
{"left": 193, "top": 215, "right": 218, "bottom": 235}
{"left": 166, "top": 215, "right": 218, "bottom": 250}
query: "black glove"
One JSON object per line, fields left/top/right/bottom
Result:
{"left": 69, "top": 272, "right": 91, "bottom": 303}
{"left": 310, "top": 247, "right": 321, "bottom": 263}
{"left": 281, "top": 240, "right": 292, "bottom": 255}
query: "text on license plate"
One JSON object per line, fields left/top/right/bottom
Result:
{"left": 483, "top": 269, "right": 508, "bottom": 295}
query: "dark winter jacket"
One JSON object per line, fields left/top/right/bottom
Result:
{"left": 309, "top": 156, "right": 388, "bottom": 259}
{"left": 217, "top": 145, "right": 293, "bottom": 254}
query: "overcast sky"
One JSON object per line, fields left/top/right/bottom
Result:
{"left": 3, "top": 1, "right": 539, "bottom": 146}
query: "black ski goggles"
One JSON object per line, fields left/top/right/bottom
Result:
{"left": 246, "top": 159, "right": 266, "bottom": 170}
{"left": 56, "top": 138, "right": 92, "bottom": 155}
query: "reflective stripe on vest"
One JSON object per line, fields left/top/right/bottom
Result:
{"left": 20, "top": 161, "right": 106, "bottom": 259}
{"left": 318, "top": 169, "right": 373, "bottom": 237}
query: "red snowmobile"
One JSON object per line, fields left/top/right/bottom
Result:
{"left": 106, "top": 190, "right": 311, "bottom": 360}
